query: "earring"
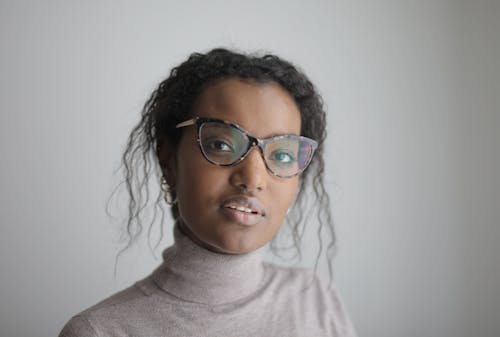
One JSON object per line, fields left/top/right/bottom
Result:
{"left": 160, "top": 176, "right": 178, "bottom": 205}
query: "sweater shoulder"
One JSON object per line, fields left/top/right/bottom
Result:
{"left": 261, "top": 263, "right": 357, "bottom": 337}
{"left": 58, "top": 275, "right": 158, "bottom": 337}
{"left": 82, "top": 275, "right": 156, "bottom": 315}
{"left": 58, "top": 314, "right": 98, "bottom": 337}
{"left": 262, "top": 262, "right": 321, "bottom": 290}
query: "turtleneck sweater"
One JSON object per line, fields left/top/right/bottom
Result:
{"left": 59, "top": 225, "right": 357, "bottom": 337}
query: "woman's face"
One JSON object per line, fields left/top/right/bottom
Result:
{"left": 159, "top": 78, "right": 301, "bottom": 254}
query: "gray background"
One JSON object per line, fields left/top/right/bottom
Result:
{"left": 1, "top": 1, "right": 499, "bottom": 337}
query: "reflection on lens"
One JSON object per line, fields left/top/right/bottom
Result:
{"left": 265, "top": 137, "right": 300, "bottom": 177}
{"left": 298, "top": 141, "right": 313, "bottom": 169}
{"left": 199, "top": 122, "right": 248, "bottom": 165}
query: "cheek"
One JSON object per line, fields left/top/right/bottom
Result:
{"left": 269, "top": 178, "right": 299, "bottom": 217}
{"left": 174, "top": 134, "right": 207, "bottom": 197}
{"left": 175, "top": 148, "right": 228, "bottom": 209}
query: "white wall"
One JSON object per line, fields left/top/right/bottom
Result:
{"left": 0, "top": 1, "right": 498, "bottom": 337}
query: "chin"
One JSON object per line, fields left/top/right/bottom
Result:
{"left": 179, "top": 218, "right": 269, "bottom": 254}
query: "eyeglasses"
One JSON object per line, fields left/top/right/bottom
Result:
{"left": 175, "top": 117, "right": 318, "bottom": 178}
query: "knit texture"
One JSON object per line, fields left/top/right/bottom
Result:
{"left": 59, "top": 226, "right": 357, "bottom": 337}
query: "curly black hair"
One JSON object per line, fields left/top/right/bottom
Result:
{"left": 108, "top": 48, "right": 336, "bottom": 281}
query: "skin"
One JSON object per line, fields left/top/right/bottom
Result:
{"left": 159, "top": 77, "right": 301, "bottom": 254}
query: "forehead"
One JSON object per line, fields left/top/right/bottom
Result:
{"left": 191, "top": 78, "right": 301, "bottom": 137}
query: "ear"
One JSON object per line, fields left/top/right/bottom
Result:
{"left": 157, "top": 142, "right": 177, "bottom": 187}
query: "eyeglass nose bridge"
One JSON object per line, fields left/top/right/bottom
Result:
{"left": 240, "top": 137, "right": 266, "bottom": 163}
{"left": 239, "top": 137, "right": 282, "bottom": 177}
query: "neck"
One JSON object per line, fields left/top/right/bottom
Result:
{"left": 152, "top": 223, "right": 266, "bottom": 305}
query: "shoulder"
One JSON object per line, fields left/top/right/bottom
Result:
{"left": 262, "top": 262, "right": 330, "bottom": 298}
{"left": 59, "top": 314, "right": 96, "bottom": 337}
{"left": 262, "top": 263, "right": 358, "bottom": 337}
{"left": 58, "top": 276, "right": 160, "bottom": 337}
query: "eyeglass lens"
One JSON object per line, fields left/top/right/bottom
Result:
{"left": 198, "top": 122, "right": 314, "bottom": 177}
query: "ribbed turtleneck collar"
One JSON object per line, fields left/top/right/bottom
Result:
{"left": 151, "top": 224, "right": 266, "bottom": 306}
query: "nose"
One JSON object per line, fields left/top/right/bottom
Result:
{"left": 229, "top": 145, "right": 268, "bottom": 192}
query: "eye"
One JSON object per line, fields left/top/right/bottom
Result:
{"left": 205, "top": 138, "right": 234, "bottom": 152}
{"left": 270, "top": 150, "right": 296, "bottom": 165}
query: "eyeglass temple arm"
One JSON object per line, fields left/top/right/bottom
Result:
{"left": 175, "top": 119, "right": 197, "bottom": 129}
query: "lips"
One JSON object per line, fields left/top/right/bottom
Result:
{"left": 221, "top": 196, "right": 266, "bottom": 215}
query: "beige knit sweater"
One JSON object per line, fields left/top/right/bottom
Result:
{"left": 59, "top": 225, "right": 357, "bottom": 337}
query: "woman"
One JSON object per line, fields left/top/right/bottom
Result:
{"left": 59, "top": 48, "right": 357, "bottom": 337}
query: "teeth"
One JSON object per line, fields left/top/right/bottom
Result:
{"left": 227, "top": 205, "right": 255, "bottom": 213}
